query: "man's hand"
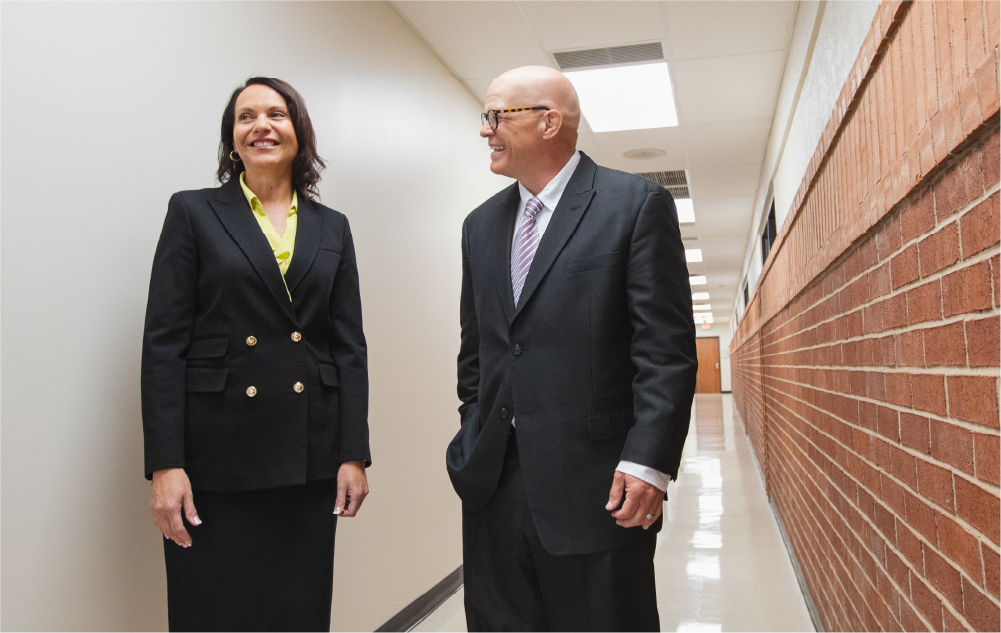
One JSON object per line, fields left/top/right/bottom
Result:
{"left": 150, "top": 468, "right": 200, "bottom": 547}
{"left": 605, "top": 471, "right": 663, "bottom": 529}
{"left": 334, "top": 461, "right": 369, "bottom": 517}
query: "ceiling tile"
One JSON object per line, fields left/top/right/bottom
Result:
{"left": 587, "top": 126, "right": 688, "bottom": 172}
{"left": 692, "top": 197, "right": 756, "bottom": 236}
{"left": 689, "top": 163, "right": 762, "bottom": 198}
{"left": 683, "top": 120, "right": 772, "bottom": 167}
{"left": 664, "top": 1, "right": 798, "bottom": 60}
{"left": 521, "top": 2, "right": 665, "bottom": 53}
{"left": 672, "top": 50, "right": 787, "bottom": 124}
{"left": 393, "top": 2, "right": 552, "bottom": 80}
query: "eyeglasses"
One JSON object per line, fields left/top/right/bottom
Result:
{"left": 480, "top": 106, "right": 551, "bottom": 130}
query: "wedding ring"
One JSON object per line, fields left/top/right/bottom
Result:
{"left": 645, "top": 514, "right": 654, "bottom": 520}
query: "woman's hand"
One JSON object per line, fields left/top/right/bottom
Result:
{"left": 150, "top": 468, "right": 200, "bottom": 547}
{"left": 334, "top": 461, "right": 369, "bottom": 517}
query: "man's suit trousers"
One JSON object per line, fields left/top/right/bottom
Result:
{"left": 462, "top": 431, "right": 660, "bottom": 632}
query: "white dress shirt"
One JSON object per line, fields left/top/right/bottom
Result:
{"left": 512, "top": 151, "right": 672, "bottom": 493}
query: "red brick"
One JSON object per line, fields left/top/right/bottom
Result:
{"left": 920, "top": 222, "right": 962, "bottom": 276}
{"left": 989, "top": 2, "right": 1001, "bottom": 51}
{"left": 877, "top": 215, "right": 904, "bottom": 260}
{"left": 960, "top": 75, "right": 983, "bottom": 139}
{"left": 873, "top": 434, "right": 893, "bottom": 470}
{"left": 913, "top": 373, "right": 948, "bottom": 416}
{"left": 906, "top": 487, "right": 940, "bottom": 541}
{"left": 941, "top": 607, "right": 964, "bottom": 632}
{"left": 975, "top": 52, "right": 999, "bottom": 121}
{"left": 935, "top": 0, "right": 956, "bottom": 96}
{"left": 883, "top": 293, "right": 910, "bottom": 329}
{"left": 893, "top": 245, "right": 922, "bottom": 288}
{"left": 973, "top": 431, "right": 1000, "bottom": 486}
{"left": 938, "top": 510, "right": 985, "bottom": 582}
{"left": 892, "top": 444, "right": 919, "bottom": 487}
{"left": 917, "top": 459, "right": 956, "bottom": 510}
{"left": 993, "top": 255, "right": 1000, "bottom": 307}
{"left": 930, "top": 419, "right": 976, "bottom": 475}
{"left": 901, "top": 411, "right": 932, "bottom": 453}
{"left": 962, "top": 576, "right": 1001, "bottom": 631}
{"left": 902, "top": 191, "right": 937, "bottom": 243}
{"left": 867, "top": 370, "right": 888, "bottom": 400}
{"left": 982, "top": 129, "right": 999, "bottom": 188}
{"left": 924, "top": 321, "right": 968, "bottom": 366}
{"left": 925, "top": 543, "right": 965, "bottom": 611}
{"left": 908, "top": 279, "right": 944, "bottom": 324}
{"left": 871, "top": 263, "right": 893, "bottom": 299}
{"left": 965, "top": 316, "right": 1000, "bottom": 368}
{"left": 947, "top": 375, "right": 1000, "bottom": 427}
{"left": 875, "top": 334, "right": 898, "bottom": 366}
{"left": 864, "top": 303, "right": 884, "bottom": 335}
{"left": 960, "top": 192, "right": 1000, "bottom": 258}
{"left": 879, "top": 405, "right": 902, "bottom": 441}
{"left": 898, "top": 517, "right": 926, "bottom": 567}
{"left": 896, "top": 330, "right": 926, "bottom": 366}
{"left": 887, "top": 372, "right": 914, "bottom": 408}
{"left": 983, "top": 543, "right": 1000, "bottom": 597}
{"left": 942, "top": 92, "right": 964, "bottom": 153}
{"left": 932, "top": 108, "right": 950, "bottom": 165}
{"left": 967, "top": 0, "right": 988, "bottom": 72}
{"left": 942, "top": 261, "right": 992, "bottom": 317}
{"left": 912, "top": 569, "right": 945, "bottom": 630}
{"left": 936, "top": 148, "right": 984, "bottom": 218}
{"left": 955, "top": 476, "right": 1001, "bottom": 544}
{"left": 898, "top": 598, "right": 925, "bottom": 632}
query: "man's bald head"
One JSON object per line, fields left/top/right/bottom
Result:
{"left": 481, "top": 66, "right": 581, "bottom": 191}
{"left": 488, "top": 66, "right": 581, "bottom": 133}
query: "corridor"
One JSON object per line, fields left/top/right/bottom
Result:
{"left": 414, "top": 395, "right": 816, "bottom": 633}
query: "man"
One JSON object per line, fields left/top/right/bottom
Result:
{"left": 447, "top": 66, "right": 698, "bottom": 631}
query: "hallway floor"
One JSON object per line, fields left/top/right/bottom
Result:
{"left": 413, "top": 395, "right": 815, "bottom": 632}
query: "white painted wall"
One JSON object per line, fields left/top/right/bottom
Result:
{"left": 0, "top": 3, "right": 507, "bottom": 631}
{"left": 731, "top": 0, "right": 879, "bottom": 331}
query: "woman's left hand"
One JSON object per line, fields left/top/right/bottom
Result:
{"left": 334, "top": 461, "right": 369, "bottom": 517}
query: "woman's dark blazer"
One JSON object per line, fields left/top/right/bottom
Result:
{"left": 141, "top": 178, "right": 370, "bottom": 492}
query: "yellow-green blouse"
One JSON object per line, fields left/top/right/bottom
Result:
{"left": 240, "top": 172, "right": 297, "bottom": 299}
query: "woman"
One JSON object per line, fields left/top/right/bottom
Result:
{"left": 141, "top": 77, "right": 370, "bottom": 632}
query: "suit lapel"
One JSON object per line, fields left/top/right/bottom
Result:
{"left": 513, "top": 154, "right": 597, "bottom": 319}
{"left": 209, "top": 179, "right": 299, "bottom": 325}
{"left": 492, "top": 184, "right": 520, "bottom": 324}
{"left": 283, "top": 195, "right": 322, "bottom": 297}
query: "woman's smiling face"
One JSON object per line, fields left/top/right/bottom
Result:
{"left": 232, "top": 84, "right": 299, "bottom": 174}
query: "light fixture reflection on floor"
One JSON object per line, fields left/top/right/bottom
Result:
{"left": 565, "top": 62, "right": 678, "bottom": 132}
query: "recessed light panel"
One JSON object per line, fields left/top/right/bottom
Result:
{"left": 689, "top": 276, "right": 707, "bottom": 286}
{"left": 692, "top": 292, "right": 710, "bottom": 300}
{"left": 565, "top": 62, "right": 678, "bottom": 132}
{"left": 675, "top": 199, "right": 695, "bottom": 224}
{"left": 685, "top": 249, "right": 703, "bottom": 263}
{"left": 693, "top": 304, "right": 712, "bottom": 311}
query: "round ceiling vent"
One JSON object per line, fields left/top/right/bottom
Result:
{"left": 623, "top": 148, "right": 666, "bottom": 160}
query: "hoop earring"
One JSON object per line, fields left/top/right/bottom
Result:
{"left": 229, "top": 150, "right": 241, "bottom": 162}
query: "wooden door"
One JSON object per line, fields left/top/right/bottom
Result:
{"left": 695, "top": 337, "right": 721, "bottom": 393}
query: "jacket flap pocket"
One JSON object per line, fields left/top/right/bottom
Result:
{"left": 186, "top": 367, "right": 229, "bottom": 392}
{"left": 566, "top": 251, "right": 622, "bottom": 274}
{"left": 587, "top": 407, "right": 634, "bottom": 440}
{"left": 318, "top": 363, "right": 339, "bottom": 387}
{"left": 187, "top": 336, "right": 228, "bottom": 359}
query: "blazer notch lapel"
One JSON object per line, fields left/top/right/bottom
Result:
{"left": 283, "top": 197, "right": 322, "bottom": 296}
{"left": 209, "top": 181, "right": 299, "bottom": 325}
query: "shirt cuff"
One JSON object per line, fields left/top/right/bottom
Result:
{"left": 616, "top": 461, "right": 671, "bottom": 492}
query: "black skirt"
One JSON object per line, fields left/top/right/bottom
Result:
{"left": 163, "top": 479, "right": 338, "bottom": 632}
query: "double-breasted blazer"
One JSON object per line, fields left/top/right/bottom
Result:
{"left": 447, "top": 153, "right": 698, "bottom": 556}
{"left": 142, "top": 178, "right": 370, "bottom": 492}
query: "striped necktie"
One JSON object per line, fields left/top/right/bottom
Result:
{"left": 512, "top": 197, "right": 543, "bottom": 308}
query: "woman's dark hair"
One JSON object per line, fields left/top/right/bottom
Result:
{"left": 217, "top": 77, "right": 326, "bottom": 200}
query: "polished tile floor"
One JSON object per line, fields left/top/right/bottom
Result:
{"left": 413, "top": 395, "right": 815, "bottom": 632}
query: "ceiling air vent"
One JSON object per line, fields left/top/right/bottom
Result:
{"left": 554, "top": 42, "right": 664, "bottom": 70}
{"left": 637, "top": 170, "right": 690, "bottom": 199}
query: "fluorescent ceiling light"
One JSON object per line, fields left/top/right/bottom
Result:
{"left": 694, "top": 313, "right": 714, "bottom": 324}
{"left": 689, "top": 275, "right": 707, "bottom": 286}
{"left": 692, "top": 292, "right": 710, "bottom": 300}
{"left": 686, "top": 249, "right": 703, "bottom": 263}
{"left": 693, "top": 304, "right": 712, "bottom": 311}
{"left": 675, "top": 199, "right": 695, "bottom": 224}
{"left": 565, "top": 62, "right": 678, "bottom": 133}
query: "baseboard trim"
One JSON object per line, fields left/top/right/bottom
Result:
{"left": 375, "top": 566, "right": 464, "bottom": 632}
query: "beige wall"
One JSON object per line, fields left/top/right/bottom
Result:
{"left": 0, "top": 2, "right": 507, "bottom": 630}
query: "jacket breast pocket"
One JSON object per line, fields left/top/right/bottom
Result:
{"left": 318, "top": 363, "right": 339, "bottom": 388}
{"left": 566, "top": 251, "right": 622, "bottom": 274}
{"left": 187, "top": 336, "right": 228, "bottom": 360}
{"left": 186, "top": 367, "right": 229, "bottom": 392}
{"left": 587, "top": 407, "right": 634, "bottom": 440}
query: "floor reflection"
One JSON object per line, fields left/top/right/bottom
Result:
{"left": 414, "top": 394, "right": 815, "bottom": 633}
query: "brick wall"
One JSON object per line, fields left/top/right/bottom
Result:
{"left": 730, "top": 2, "right": 1000, "bottom": 631}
